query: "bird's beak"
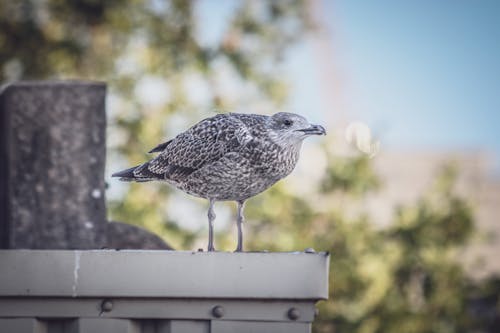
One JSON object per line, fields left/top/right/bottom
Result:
{"left": 298, "top": 124, "right": 326, "bottom": 136}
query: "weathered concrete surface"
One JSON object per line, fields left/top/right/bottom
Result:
{"left": 0, "top": 81, "right": 107, "bottom": 249}
{"left": 0, "top": 81, "right": 173, "bottom": 250}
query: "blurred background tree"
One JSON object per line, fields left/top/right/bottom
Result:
{"left": 1, "top": 1, "right": 498, "bottom": 332}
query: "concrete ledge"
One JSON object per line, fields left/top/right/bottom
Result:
{"left": 0, "top": 250, "right": 329, "bottom": 300}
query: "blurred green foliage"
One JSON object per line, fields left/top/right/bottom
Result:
{"left": 1, "top": 1, "right": 498, "bottom": 332}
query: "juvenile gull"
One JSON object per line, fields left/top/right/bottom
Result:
{"left": 112, "top": 112, "right": 326, "bottom": 252}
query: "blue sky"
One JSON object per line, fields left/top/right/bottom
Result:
{"left": 196, "top": 0, "right": 500, "bottom": 168}
{"left": 323, "top": 0, "right": 500, "bottom": 158}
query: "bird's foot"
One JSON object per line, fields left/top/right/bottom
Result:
{"left": 208, "top": 245, "right": 216, "bottom": 252}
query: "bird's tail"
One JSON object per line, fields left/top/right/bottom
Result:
{"left": 111, "top": 164, "right": 154, "bottom": 182}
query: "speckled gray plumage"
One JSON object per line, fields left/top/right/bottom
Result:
{"left": 113, "top": 111, "right": 326, "bottom": 251}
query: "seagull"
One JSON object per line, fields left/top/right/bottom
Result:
{"left": 112, "top": 112, "right": 326, "bottom": 252}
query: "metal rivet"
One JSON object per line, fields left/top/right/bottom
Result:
{"left": 304, "top": 248, "right": 316, "bottom": 253}
{"left": 101, "top": 300, "right": 113, "bottom": 312}
{"left": 288, "top": 307, "right": 300, "bottom": 320}
{"left": 212, "top": 305, "right": 225, "bottom": 318}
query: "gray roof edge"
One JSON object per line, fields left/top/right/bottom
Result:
{"left": 0, "top": 250, "right": 330, "bottom": 300}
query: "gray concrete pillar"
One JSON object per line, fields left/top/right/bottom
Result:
{"left": 0, "top": 81, "right": 107, "bottom": 249}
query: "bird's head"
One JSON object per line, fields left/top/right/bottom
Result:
{"left": 267, "top": 112, "right": 326, "bottom": 147}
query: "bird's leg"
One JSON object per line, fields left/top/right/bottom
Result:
{"left": 235, "top": 200, "right": 246, "bottom": 252}
{"left": 207, "top": 198, "right": 216, "bottom": 252}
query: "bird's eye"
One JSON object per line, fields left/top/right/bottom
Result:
{"left": 283, "top": 119, "right": 293, "bottom": 126}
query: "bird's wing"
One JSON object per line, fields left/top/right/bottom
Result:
{"left": 148, "top": 140, "right": 172, "bottom": 153}
{"left": 139, "top": 114, "right": 253, "bottom": 182}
